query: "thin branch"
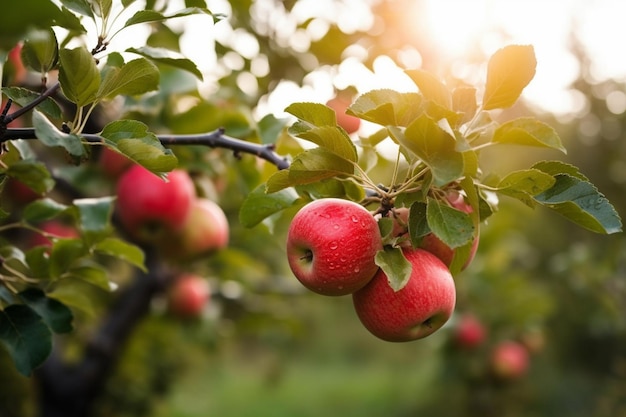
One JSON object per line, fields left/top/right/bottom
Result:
{"left": 0, "top": 127, "right": 291, "bottom": 170}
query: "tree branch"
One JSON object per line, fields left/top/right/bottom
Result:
{"left": 0, "top": 127, "right": 291, "bottom": 170}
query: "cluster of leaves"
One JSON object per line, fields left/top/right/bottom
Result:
{"left": 0, "top": 0, "right": 221, "bottom": 376}
{"left": 240, "top": 44, "right": 622, "bottom": 288}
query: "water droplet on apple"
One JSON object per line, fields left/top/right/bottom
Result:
{"left": 351, "top": 215, "right": 359, "bottom": 223}
{"left": 354, "top": 267, "right": 360, "bottom": 273}
{"left": 329, "top": 241, "right": 338, "bottom": 250}
{"left": 333, "top": 223, "right": 340, "bottom": 230}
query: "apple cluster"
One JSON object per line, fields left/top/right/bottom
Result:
{"left": 450, "top": 313, "right": 540, "bottom": 382}
{"left": 286, "top": 197, "right": 475, "bottom": 342}
{"left": 114, "top": 164, "right": 230, "bottom": 261}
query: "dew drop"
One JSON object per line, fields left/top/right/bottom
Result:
{"left": 329, "top": 241, "right": 338, "bottom": 250}
{"left": 351, "top": 215, "right": 359, "bottom": 223}
{"left": 354, "top": 267, "right": 360, "bottom": 273}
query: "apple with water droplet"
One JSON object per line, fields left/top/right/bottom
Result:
{"left": 352, "top": 248, "right": 456, "bottom": 342}
{"left": 286, "top": 198, "right": 383, "bottom": 296}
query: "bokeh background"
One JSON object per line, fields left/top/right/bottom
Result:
{"left": 2, "top": 0, "right": 626, "bottom": 416}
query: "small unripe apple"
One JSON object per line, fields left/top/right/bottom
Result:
{"left": 326, "top": 95, "right": 361, "bottom": 134}
{"left": 453, "top": 313, "right": 487, "bottom": 349}
{"left": 29, "top": 221, "right": 79, "bottom": 248}
{"left": 490, "top": 340, "right": 530, "bottom": 380}
{"left": 286, "top": 198, "right": 382, "bottom": 296}
{"left": 116, "top": 165, "right": 196, "bottom": 241}
{"left": 352, "top": 248, "right": 456, "bottom": 342}
{"left": 167, "top": 274, "right": 211, "bottom": 319}
{"left": 165, "top": 198, "right": 229, "bottom": 260}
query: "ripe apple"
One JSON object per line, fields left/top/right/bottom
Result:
{"left": 165, "top": 197, "right": 229, "bottom": 260}
{"left": 29, "top": 221, "right": 79, "bottom": 248}
{"left": 6, "top": 43, "right": 27, "bottom": 85}
{"left": 116, "top": 165, "right": 196, "bottom": 241}
{"left": 420, "top": 190, "right": 479, "bottom": 269}
{"left": 490, "top": 340, "right": 530, "bottom": 380}
{"left": 286, "top": 198, "right": 383, "bottom": 296}
{"left": 453, "top": 313, "right": 487, "bottom": 349}
{"left": 352, "top": 248, "right": 456, "bottom": 342}
{"left": 3, "top": 178, "right": 41, "bottom": 205}
{"left": 99, "top": 147, "right": 133, "bottom": 178}
{"left": 167, "top": 274, "right": 211, "bottom": 319}
{"left": 326, "top": 95, "right": 361, "bottom": 134}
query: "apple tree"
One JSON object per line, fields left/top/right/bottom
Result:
{"left": 0, "top": 0, "right": 623, "bottom": 416}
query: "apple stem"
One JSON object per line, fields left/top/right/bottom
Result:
{"left": 300, "top": 250, "right": 313, "bottom": 262}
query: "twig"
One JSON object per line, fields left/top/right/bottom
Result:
{"left": 0, "top": 127, "right": 291, "bottom": 170}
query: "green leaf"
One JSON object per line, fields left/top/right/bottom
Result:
{"left": 123, "top": 7, "right": 221, "bottom": 28}
{"left": 482, "top": 44, "right": 536, "bottom": 110}
{"left": 23, "top": 198, "right": 69, "bottom": 223}
{"left": 531, "top": 160, "right": 589, "bottom": 181}
{"left": 426, "top": 197, "right": 474, "bottom": 249}
{"left": 265, "top": 169, "right": 293, "bottom": 194}
{"left": 49, "top": 239, "right": 85, "bottom": 279}
{"left": 0, "top": 0, "right": 63, "bottom": 49}
{"left": 65, "top": 259, "right": 112, "bottom": 291}
{"left": 92, "top": 0, "right": 112, "bottom": 19}
{"left": 100, "top": 120, "right": 178, "bottom": 174}
{"left": 73, "top": 197, "right": 114, "bottom": 243}
{"left": 390, "top": 115, "right": 464, "bottom": 186}
{"left": 407, "top": 201, "right": 430, "bottom": 244}
{"left": 285, "top": 102, "right": 336, "bottom": 127}
{"left": 60, "top": 0, "right": 94, "bottom": 18}
{"left": 6, "top": 160, "right": 55, "bottom": 195}
{"left": 126, "top": 46, "right": 203, "bottom": 80}
{"left": 374, "top": 247, "right": 412, "bottom": 292}
{"left": 32, "top": 110, "right": 85, "bottom": 156}
{"left": 58, "top": 46, "right": 100, "bottom": 106}
{"left": 1, "top": 87, "right": 63, "bottom": 119}
{"left": 257, "top": 113, "right": 290, "bottom": 145}
{"left": 492, "top": 117, "right": 566, "bottom": 153}
{"left": 18, "top": 289, "right": 73, "bottom": 334}
{"left": 348, "top": 89, "right": 423, "bottom": 127}
{"left": 452, "top": 86, "right": 477, "bottom": 125}
{"left": 0, "top": 305, "right": 52, "bottom": 376}
{"left": 47, "top": 280, "right": 96, "bottom": 316}
{"left": 21, "top": 28, "right": 59, "bottom": 74}
{"left": 292, "top": 125, "right": 358, "bottom": 162}
{"left": 97, "top": 57, "right": 160, "bottom": 100}
{"left": 287, "top": 148, "right": 355, "bottom": 185}
{"left": 496, "top": 169, "right": 556, "bottom": 206}
{"left": 533, "top": 174, "right": 622, "bottom": 234}
{"left": 405, "top": 69, "right": 452, "bottom": 108}
{"left": 94, "top": 238, "right": 146, "bottom": 272}
{"left": 239, "top": 184, "right": 299, "bottom": 227}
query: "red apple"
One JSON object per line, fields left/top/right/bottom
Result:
{"left": 4, "top": 178, "right": 41, "bottom": 205}
{"left": 6, "top": 43, "right": 27, "bottom": 85}
{"left": 352, "top": 248, "right": 456, "bottom": 342}
{"left": 29, "top": 221, "right": 79, "bottom": 248}
{"left": 326, "top": 95, "right": 361, "bottom": 134}
{"left": 420, "top": 190, "right": 479, "bottom": 269}
{"left": 99, "top": 147, "right": 133, "bottom": 178}
{"left": 453, "top": 313, "right": 487, "bottom": 349}
{"left": 490, "top": 340, "right": 530, "bottom": 380}
{"left": 116, "top": 165, "right": 196, "bottom": 241}
{"left": 166, "top": 198, "right": 229, "bottom": 260}
{"left": 167, "top": 274, "right": 210, "bottom": 319}
{"left": 286, "top": 198, "right": 383, "bottom": 296}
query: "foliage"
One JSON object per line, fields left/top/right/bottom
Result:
{"left": 0, "top": 0, "right": 624, "bottom": 416}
